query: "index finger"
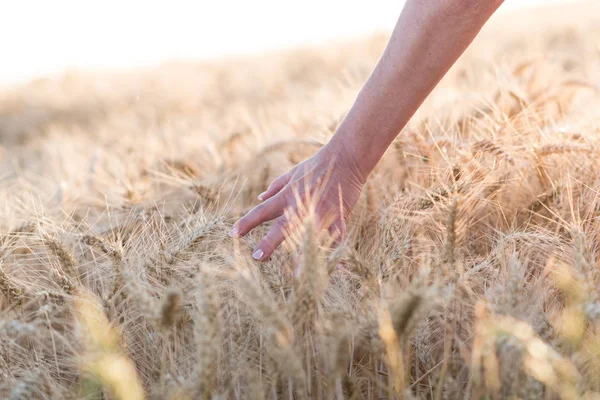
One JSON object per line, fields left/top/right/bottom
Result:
{"left": 230, "top": 193, "right": 289, "bottom": 237}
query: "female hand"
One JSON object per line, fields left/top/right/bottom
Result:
{"left": 229, "top": 138, "right": 366, "bottom": 261}
{"left": 228, "top": 0, "right": 503, "bottom": 261}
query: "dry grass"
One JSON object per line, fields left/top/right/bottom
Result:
{"left": 2, "top": 3, "right": 600, "bottom": 399}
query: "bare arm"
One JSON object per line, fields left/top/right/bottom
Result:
{"left": 231, "top": 0, "right": 504, "bottom": 261}
{"left": 334, "top": 0, "right": 504, "bottom": 181}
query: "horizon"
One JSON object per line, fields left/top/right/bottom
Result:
{"left": 1, "top": 0, "right": 578, "bottom": 85}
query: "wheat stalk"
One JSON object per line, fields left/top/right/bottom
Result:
{"left": 441, "top": 197, "right": 458, "bottom": 271}
{"left": 289, "top": 216, "right": 324, "bottom": 332}
{"left": 159, "top": 288, "right": 183, "bottom": 330}
{"left": 0, "top": 264, "right": 25, "bottom": 306}
{"left": 186, "top": 271, "right": 222, "bottom": 400}
{"left": 42, "top": 233, "right": 79, "bottom": 278}
{"left": 535, "top": 143, "right": 593, "bottom": 157}
{"left": 472, "top": 140, "right": 515, "bottom": 165}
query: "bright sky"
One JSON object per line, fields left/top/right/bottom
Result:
{"left": 1, "top": 0, "right": 576, "bottom": 84}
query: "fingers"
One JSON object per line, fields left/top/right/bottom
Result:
{"left": 252, "top": 216, "right": 287, "bottom": 261}
{"left": 314, "top": 200, "right": 346, "bottom": 245}
{"left": 230, "top": 193, "right": 288, "bottom": 237}
{"left": 230, "top": 180, "right": 347, "bottom": 262}
{"left": 258, "top": 173, "right": 291, "bottom": 202}
{"left": 251, "top": 214, "right": 345, "bottom": 263}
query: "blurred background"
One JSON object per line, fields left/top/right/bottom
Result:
{"left": 1, "top": 0, "right": 579, "bottom": 85}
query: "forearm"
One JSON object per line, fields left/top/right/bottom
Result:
{"left": 332, "top": 0, "right": 503, "bottom": 180}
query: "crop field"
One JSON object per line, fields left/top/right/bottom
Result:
{"left": 1, "top": 3, "right": 600, "bottom": 399}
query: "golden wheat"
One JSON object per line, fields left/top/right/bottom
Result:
{"left": 1, "top": 2, "right": 600, "bottom": 399}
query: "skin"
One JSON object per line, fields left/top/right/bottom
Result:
{"left": 230, "top": 0, "right": 505, "bottom": 261}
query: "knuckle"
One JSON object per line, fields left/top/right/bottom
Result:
{"left": 268, "top": 178, "right": 281, "bottom": 191}
{"left": 260, "top": 237, "right": 276, "bottom": 251}
{"left": 277, "top": 173, "right": 288, "bottom": 183}
{"left": 274, "top": 218, "right": 287, "bottom": 229}
{"left": 253, "top": 203, "right": 268, "bottom": 218}
{"left": 237, "top": 213, "right": 250, "bottom": 227}
{"left": 239, "top": 205, "right": 267, "bottom": 228}
{"left": 270, "top": 173, "right": 289, "bottom": 189}
{"left": 260, "top": 237, "right": 277, "bottom": 253}
{"left": 280, "top": 186, "right": 294, "bottom": 204}
{"left": 263, "top": 236, "right": 282, "bottom": 252}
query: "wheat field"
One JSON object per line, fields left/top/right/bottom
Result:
{"left": 1, "top": 3, "right": 600, "bottom": 399}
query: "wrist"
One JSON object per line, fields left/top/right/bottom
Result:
{"left": 327, "top": 125, "right": 382, "bottom": 184}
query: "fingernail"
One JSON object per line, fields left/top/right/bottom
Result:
{"left": 257, "top": 192, "right": 265, "bottom": 201}
{"left": 228, "top": 227, "right": 238, "bottom": 237}
{"left": 252, "top": 248, "right": 264, "bottom": 260}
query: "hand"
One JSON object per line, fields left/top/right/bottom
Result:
{"left": 230, "top": 138, "right": 366, "bottom": 261}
